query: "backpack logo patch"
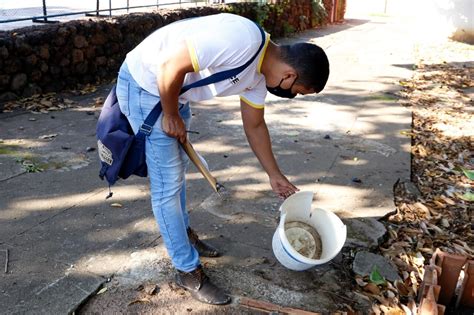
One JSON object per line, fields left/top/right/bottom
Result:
{"left": 98, "top": 140, "right": 113, "bottom": 166}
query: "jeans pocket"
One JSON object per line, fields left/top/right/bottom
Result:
{"left": 116, "top": 79, "right": 130, "bottom": 116}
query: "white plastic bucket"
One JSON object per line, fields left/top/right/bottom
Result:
{"left": 272, "top": 191, "right": 347, "bottom": 271}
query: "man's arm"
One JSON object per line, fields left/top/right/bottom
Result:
{"left": 157, "top": 42, "right": 195, "bottom": 143}
{"left": 240, "top": 100, "right": 299, "bottom": 199}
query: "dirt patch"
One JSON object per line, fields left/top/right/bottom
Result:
{"left": 77, "top": 278, "right": 247, "bottom": 315}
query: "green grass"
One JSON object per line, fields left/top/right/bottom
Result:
{"left": 365, "top": 93, "right": 398, "bottom": 102}
{"left": 0, "top": 144, "right": 19, "bottom": 155}
{"left": 0, "top": 144, "right": 48, "bottom": 173}
{"left": 16, "top": 156, "right": 44, "bottom": 173}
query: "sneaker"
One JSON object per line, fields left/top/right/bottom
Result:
{"left": 187, "top": 227, "right": 220, "bottom": 257}
{"left": 175, "top": 265, "right": 231, "bottom": 305}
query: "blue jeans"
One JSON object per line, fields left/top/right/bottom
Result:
{"left": 116, "top": 63, "right": 200, "bottom": 272}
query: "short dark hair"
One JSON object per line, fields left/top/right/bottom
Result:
{"left": 280, "top": 43, "right": 329, "bottom": 93}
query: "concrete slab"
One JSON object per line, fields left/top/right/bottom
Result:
{"left": 0, "top": 12, "right": 417, "bottom": 314}
{"left": 20, "top": 271, "right": 104, "bottom": 315}
{"left": 0, "top": 244, "right": 104, "bottom": 315}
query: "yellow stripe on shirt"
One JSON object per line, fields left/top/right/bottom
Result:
{"left": 257, "top": 33, "right": 270, "bottom": 74}
{"left": 186, "top": 39, "right": 200, "bottom": 72}
{"left": 240, "top": 96, "right": 264, "bottom": 109}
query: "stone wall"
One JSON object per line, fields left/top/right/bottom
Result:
{"left": 0, "top": 1, "right": 332, "bottom": 101}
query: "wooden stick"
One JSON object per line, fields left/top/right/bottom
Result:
{"left": 181, "top": 140, "right": 218, "bottom": 193}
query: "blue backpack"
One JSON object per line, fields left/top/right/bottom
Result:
{"left": 96, "top": 24, "right": 265, "bottom": 197}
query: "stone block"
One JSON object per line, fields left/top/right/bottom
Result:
{"left": 353, "top": 251, "right": 401, "bottom": 282}
{"left": 73, "top": 35, "right": 88, "bottom": 49}
{"left": 10, "top": 73, "right": 27, "bottom": 91}
{"left": 0, "top": 92, "right": 17, "bottom": 102}
{"left": 0, "top": 46, "right": 9, "bottom": 59}
{"left": 0, "top": 74, "right": 10, "bottom": 87}
{"left": 343, "top": 217, "right": 386, "bottom": 249}
{"left": 72, "top": 49, "right": 84, "bottom": 64}
{"left": 38, "top": 46, "right": 50, "bottom": 60}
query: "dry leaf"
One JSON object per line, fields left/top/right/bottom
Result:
{"left": 440, "top": 195, "right": 455, "bottom": 205}
{"left": 144, "top": 284, "right": 158, "bottom": 295}
{"left": 394, "top": 280, "right": 410, "bottom": 297}
{"left": 39, "top": 133, "right": 58, "bottom": 140}
{"left": 409, "top": 271, "right": 419, "bottom": 292}
{"left": 355, "top": 276, "right": 368, "bottom": 287}
{"left": 411, "top": 252, "right": 425, "bottom": 267}
{"left": 427, "top": 223, "right": 444, "bottom": 235}
{"left": 372, "top": 304, "right": 382, "bottom": 315}
{"left": 379, "top": 305, "right": 405, "bottom": 315}
{"left": 363, "top": 283, "right": 381, "bottom": 295}
{"left": 402, "top": 271, "right": 410, "bottom": 280}
{"left": 342, "top": 303, "right": 355, "bottom": 312}
{"left": 418, "top": 247, "right": 434, "bottom": 255}
{"left": 128, "top": 298, "right": 151, "bottom": 306}
{"left": 385, "top": 290, "right": 396, "bottom": 299}
{"left": 110, "top": 203, "right": 122, "bottom": 208}
{"left": 399, "top": 303, "right": 413, "bottom": 315}
{"left": 440, "top": 218, "right": 450, "bottom": 228}
{"left": 96, "top": 287, "right": 107, "bottom": 295}
{"left": 40, "top": 100, "right": 53, "bottom": 106}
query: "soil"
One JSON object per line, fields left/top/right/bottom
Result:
{"left": 77, "top": 279, "right": 256, "bottom": 315}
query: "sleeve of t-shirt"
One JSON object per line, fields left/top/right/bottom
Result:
{"left": 239, "top": 77, "right": 267, "bottom": 109}
{"left": 185, "top": 29, "right": 258, "bottom": 72}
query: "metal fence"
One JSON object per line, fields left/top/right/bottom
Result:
{"left": 0, "top": 0, "right": 219, "bottom": 30}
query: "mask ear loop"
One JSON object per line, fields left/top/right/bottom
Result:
{"left": 272, "top": 78, "right": 285, "bottom": 89}
{"left": 286, "top": 74, "right": 298, "bottom": 93}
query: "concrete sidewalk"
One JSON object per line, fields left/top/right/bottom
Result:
{"left": 0, "top": 14, "right": 415, "bottom": 314}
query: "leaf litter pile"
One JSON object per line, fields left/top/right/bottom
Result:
{"left": 2, "top": 92, "right": 76, "bottom": 113}
{"left": 1, "top": 83, "right": 106, "bottom": 113}
{"left": 350, "top": 41, "right": 473, "bottom": 314}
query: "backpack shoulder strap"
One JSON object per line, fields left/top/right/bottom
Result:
{"left": 139, "top": 23, "right": 266, "bottom": 136}
{"left": 179, "top": 24, "right": 265, "bottom": 94}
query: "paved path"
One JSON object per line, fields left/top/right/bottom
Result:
{"left": 0, "top": 13, "right": 416, "bottom": 314}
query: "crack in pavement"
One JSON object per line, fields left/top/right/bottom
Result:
{"left": 12, "top": 188, "right": 107, "bottom": 240}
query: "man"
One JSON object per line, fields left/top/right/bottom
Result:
{"left": 116, "top": 13, "right": 329, "bottom": 305}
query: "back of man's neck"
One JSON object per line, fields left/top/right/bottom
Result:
{"left": 261, "top": 42, "right": 281, "bottom": 77}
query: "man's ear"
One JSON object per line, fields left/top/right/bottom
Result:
{"left": 282, "top": 69, "right": 297, "bottom": 81}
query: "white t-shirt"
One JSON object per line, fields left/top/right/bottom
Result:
{"left": 125, "top": 13, "right": 270, "bottom": 109}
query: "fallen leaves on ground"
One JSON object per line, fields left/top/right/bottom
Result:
{"left": 2, "top": 93, "right": 76, "bottom": 113}
{"left": 352, "top": 41, "right": 473, "bottom": 313}
{"left": 1, "top": 79, "right": 114, "bottom": 113}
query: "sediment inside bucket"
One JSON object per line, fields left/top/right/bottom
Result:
{"left": 284, "top": 221, "right": 322, "bottom": 260}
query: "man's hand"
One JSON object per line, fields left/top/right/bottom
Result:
{"left": 162, "top": 113, "right": 187, "bottom": 143}
{"left": 269, "top": 173, "right": 299, "bottom": 199}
